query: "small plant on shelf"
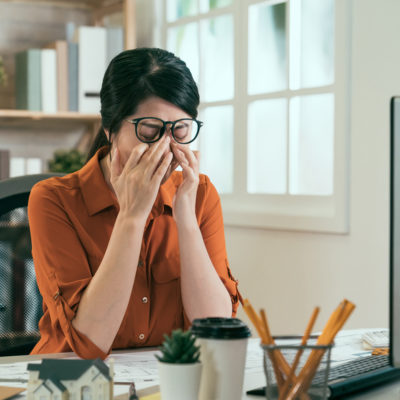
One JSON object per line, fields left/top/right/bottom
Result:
{"left": 0, "top": 56, "right": 7, "bottom": 87}
{"left": 48, "top": 149, "right": 86, "bottom": 174}
{"left": 156, "top": 329, "right": 200, "bottom": 364}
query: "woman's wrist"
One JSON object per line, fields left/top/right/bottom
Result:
{"left": 116, "top": 210, "right": 147, "bottom": 231}
{"left": 175, "top": 213, "right": 199, "bottom": 233}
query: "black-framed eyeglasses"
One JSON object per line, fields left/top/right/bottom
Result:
{"left": 125, "top": 117, "right": 203, "bottom": 144}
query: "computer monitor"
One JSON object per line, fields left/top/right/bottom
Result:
{"left": 390, "top": 96, "right": 400, "bottom": 367}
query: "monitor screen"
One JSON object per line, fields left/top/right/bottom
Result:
{"left": 390, "top": 96, "right": 400, "bottom": 367}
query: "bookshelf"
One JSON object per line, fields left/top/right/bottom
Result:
{"left": 0, "top": 110, "right": 101, "bottom": 152}
{"left": 0, "top": 0, "right": 136, "bottom": 154}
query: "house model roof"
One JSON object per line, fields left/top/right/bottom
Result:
{"left": 27, "top": 359, "right": 111, "bottom": 381}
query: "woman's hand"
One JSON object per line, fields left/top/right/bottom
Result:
{"left": 110, "top": 136, "right": 173, "bottom": 223}
{"left": 171, "top": 143, "right": 200, "bottom": 226}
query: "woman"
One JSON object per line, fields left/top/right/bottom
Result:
{"left": 28, "top": 48, "right": 240, "bottom": 360}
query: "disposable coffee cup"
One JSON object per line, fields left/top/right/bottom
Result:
{"left": 191, "top": 317, "right": 251, "bottom": 400}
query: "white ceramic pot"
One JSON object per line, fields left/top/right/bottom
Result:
{"left": 158, "top": 361, "right": 202, "bottom": 400}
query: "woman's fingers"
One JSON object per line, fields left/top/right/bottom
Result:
{"left": 142, "top": 136, "right": 171, "bottom": 178}
{"left": 180, "top": 158, "right": 196, "bottom": 180}
{"left": 171, "top": 144, "right": 188, "bottom": 166}
{"left": 171, "top": 145, "right": 198, "bottom": 185}
{"left": 110, "top": 147, "right": 122, "bottom": 182}
{"left": 172, "top": 143, "right": 199, "bottom": 173}
{"left": 152, "top": 151, "right": 174, "bottom": 184}
{"left": 123, "top": 142, "right": 149, "bottom": 172}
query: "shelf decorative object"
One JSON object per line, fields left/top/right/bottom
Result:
{"left": 0, "top": 56, "right": 7, "bottom": 87}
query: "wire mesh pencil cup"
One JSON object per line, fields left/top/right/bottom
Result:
{"left": 261, "top": 336, "right": 333, "bottom": 400}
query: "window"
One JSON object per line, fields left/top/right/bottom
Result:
{"left": 163, "top": 0, "right": 350, "bottom": 232}
{"left": 81, "top": 386, "right": 92, "bottom": 400}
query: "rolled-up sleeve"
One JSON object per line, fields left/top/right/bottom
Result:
{"left": 28, "top": 182, "right": 108, "bottom": 359}
{"left": 198, "top": 176, "right": 241, "bottom": 316}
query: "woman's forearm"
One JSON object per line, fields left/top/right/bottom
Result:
{"left": 72, "top": 212, "right": 146, "bottom": 353}
{"left": 177, "top": 219, "right": 232, "bottom": 321}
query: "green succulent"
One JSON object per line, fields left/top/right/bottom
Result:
{"left": 155, "top": 329, "right": 200, "bottom": 364}
{"left": 48, "top": 149, "right": 86, "bottom": 174}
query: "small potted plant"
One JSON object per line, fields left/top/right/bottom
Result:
{"left": 155, "top": 329, "right": 202, "bottom": 400}
{"left": 48, "top": 149, "right": 86, "bottom": 174}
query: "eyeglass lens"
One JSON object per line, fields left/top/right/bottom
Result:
{"left": 136, "top": 118, "right": 198, "bottom": 144}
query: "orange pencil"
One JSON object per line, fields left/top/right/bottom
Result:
{"left": 278, "top": 306, "right": 320, "bottom": 400}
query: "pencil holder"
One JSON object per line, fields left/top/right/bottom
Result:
{"left": 261, "top": 335, "right": 333, "bottom": 400}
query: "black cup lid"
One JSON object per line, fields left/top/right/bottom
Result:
{"left": 191, "top": 317, "right": 251, "bottom": 339}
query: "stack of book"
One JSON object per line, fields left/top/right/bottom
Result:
{"left": 15, "top": 25, "right": 123, "bottom": 114}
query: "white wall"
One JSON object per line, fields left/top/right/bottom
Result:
{"left": 229, "top": 0, "right": 400, "bottom": 335}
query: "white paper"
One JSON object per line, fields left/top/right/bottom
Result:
{"left": 0, "top": 330, "right": 386, "bottom": 395}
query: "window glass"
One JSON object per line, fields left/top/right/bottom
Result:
{"left": 167, "top": 23, "right": 199, "bottom": 83}
{"left": 200, "top": 15, "right": 234, "bottom": 101}
{"left": 167, "top": 0, "right": 197, "bottom": 22}
{"left": 200, "top": 0, "right": 232, "bottom": 13}
{"left": 248, "top": 2, "right": 287, "bottom": 95}
{"left": 247, "top": 99, "right": 287, "bottom": 194}
{"left": 199, "top": 105, "right": 233, "bottom": 193}
{"left": 289, "top": 93, "right": 334, "bottom": 195}
{"left": 290, "top": 0, "right": 334, "bottom": 89}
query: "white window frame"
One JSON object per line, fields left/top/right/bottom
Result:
{"left": 161, "top": 0, "right": 351, "bottom": 233}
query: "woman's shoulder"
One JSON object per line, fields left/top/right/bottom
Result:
{"left": 29, "top": 171, "right": 82, "bottom": 212}
{"left": 31, "top": 171, "right": 80, "bottom": 196}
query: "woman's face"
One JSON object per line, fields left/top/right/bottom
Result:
{"left": 109, "top": 96, "right": 193, "bottom": 184}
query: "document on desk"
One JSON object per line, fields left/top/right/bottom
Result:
{"left": 0, "top": 338, "right": 263, "bottom": 388}
{"left": 110, "top": 349, "right": 161, "bottom": 384}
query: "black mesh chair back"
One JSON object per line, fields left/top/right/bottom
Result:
{"left": 0, "top": 173, "right": 63, "bottom": 356}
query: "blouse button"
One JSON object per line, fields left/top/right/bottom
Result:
{"left": 142, "top": 297, "right": 148, "bottom": 304}
{"left": 139, "top": 333, "right": 145, "bottom": 340}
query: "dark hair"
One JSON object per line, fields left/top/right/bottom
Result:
{"left": 86, "top": 48, "right": 200, "bottom": 161}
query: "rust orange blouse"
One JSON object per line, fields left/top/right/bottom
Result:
{"left": 28, "top": 147, "right": 240, "bottom": 359}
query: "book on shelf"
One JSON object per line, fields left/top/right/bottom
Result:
{"left": 0, "top": 149, "right": 10, "bottom": 180}
{"left": 45, "top": 41, "right": 69, "bottom": 112}
{"left": 76, "top": 26, "right": 107, "bottom": 114}
{"left": 68, "top": 42, "right": 79, "bottom": 112}
{"left": 106, "top": 27, "right": 124, "bottom": 64}
{"left": 10, "top": 157, "right": 42, "bottom": 177}
{"left": 15, "top": 49, "right": 42, "bottom": 111}
{"left": 40, "top": 49, "right": 57, "bottom": 113}
{"left": 14, "top": 24, "right": 124, "bottom": 114}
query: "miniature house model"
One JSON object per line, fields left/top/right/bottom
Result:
{"left": 27, "top": 359, "right": 114, "bottom": 400}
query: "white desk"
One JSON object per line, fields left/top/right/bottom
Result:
{"left": 1, "top": 333, "right": 400, "bottom": 399}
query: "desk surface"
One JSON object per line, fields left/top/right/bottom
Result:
{"left": 1, "top": 332, "right": 400, "bottom": 400}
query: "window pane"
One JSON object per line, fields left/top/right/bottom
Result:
{"left": 201, "top": 15, "right": 234, "bottom": 102}
{"left": 289, "top": 94, "right": 334, "bottom": 195}
{"left": 248, "top": 2, "right": 287, "bottom": 95}
{"left": 167, "top": 23, "right": 199, "bottom": 83}
{"left": 290, "top": 0, "right": 334, "bottom": 89}
{"left": 167, "top": 0, "right": 197, "bottom": 22}
{"left": 247, "top": 99, "right": 287, "bottom": 194}
{"left": 199, "top": 106, "right": 233, "bottom": 193}
{"left": 200, "top": 0, "right": 232, "bottom": 13}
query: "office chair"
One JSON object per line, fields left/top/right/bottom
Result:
{"left": 0, "top": 173, "right": 63, "bottom": 356}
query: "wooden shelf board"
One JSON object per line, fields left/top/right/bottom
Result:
{"left": 2, "top": 0, "right": 123, "bottom": 11}
{"left": 0, "top": 110, "right": 100, "bottom": 122}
